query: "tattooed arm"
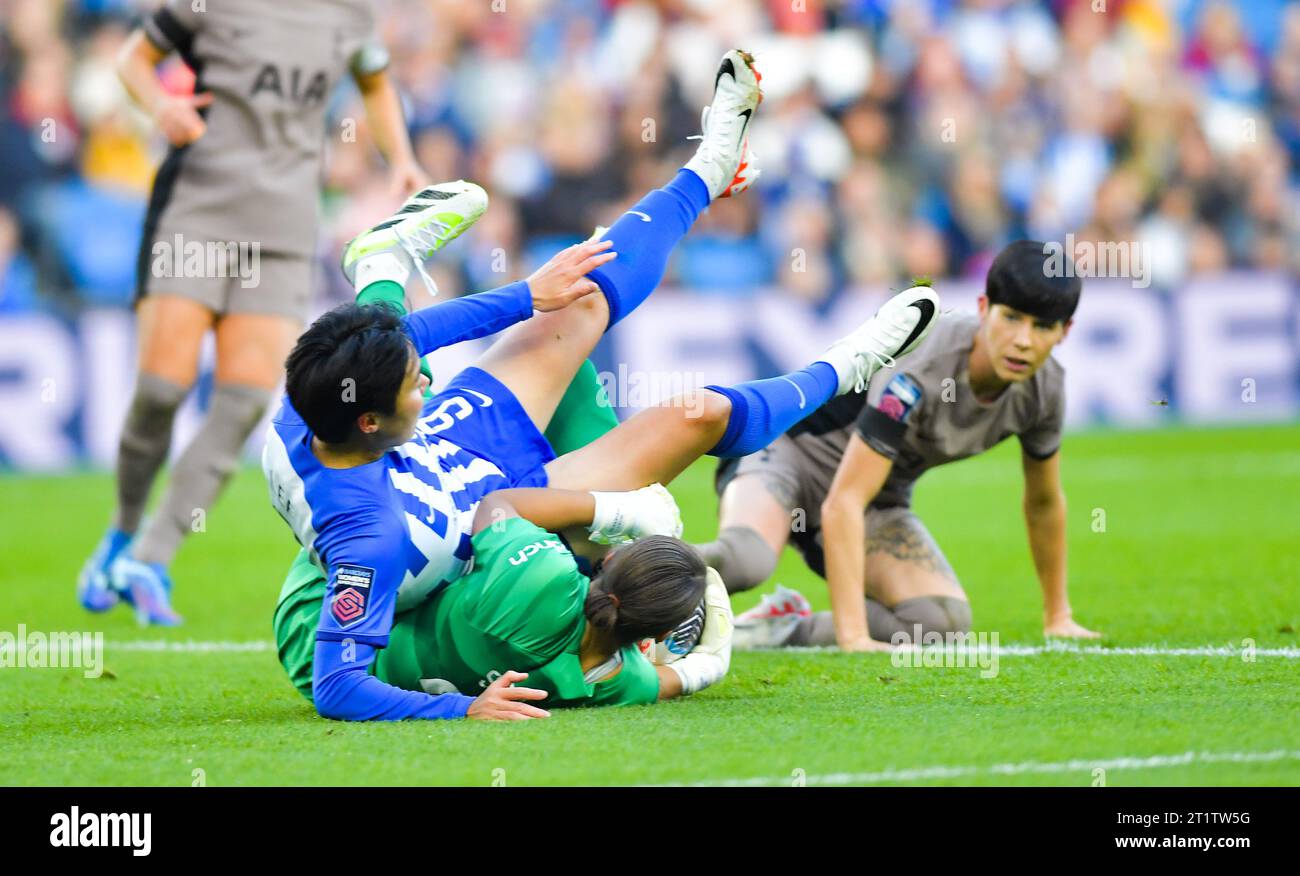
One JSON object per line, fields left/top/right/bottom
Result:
{"left": 820, "top": 434, "right": 895, "bottom": 651}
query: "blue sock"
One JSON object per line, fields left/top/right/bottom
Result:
{"left": 588, "top": 168, "right": 710, "bottom": 329}
{"left": 706, "top": 361, "right": 840, "bottom": 458}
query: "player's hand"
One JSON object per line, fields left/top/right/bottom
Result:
{"left": 1044, "top": 614, "right": 1100, "bottom": 639}
{"left": 387, "top": 160, "right": 426, "bottom": 199}
{"left": 525, "top": 239, "right": 617, "bottom": 312}
{"left": 588, "top": 484, "right": 683, "bottom": 545}
{"left": 667, "top": 568, "right": 733, "bottom": 695}
{"left": 152, "top": 92, "right": 213, "bottom": 146}
{"left": 837, "top": 634, "right": 897, "bottom": 653}
{"left": 466, "top": 670, "right": 550, "bottom": 721}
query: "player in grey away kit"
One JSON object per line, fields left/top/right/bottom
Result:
{"left": 698, "top": 241, "right": 1101, "bottom": 652}
{"left": 77, "top": 0, "right": 426, "bottom": 624}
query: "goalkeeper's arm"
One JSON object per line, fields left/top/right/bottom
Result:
{"left": 657, "top": 568, "right": 733, "bottom": 700}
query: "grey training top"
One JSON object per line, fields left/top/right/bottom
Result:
{"left": 142, "top": 0, "right": 389, "bottom": 254}
{"left": 786, "top": 310, "right": 1066, "bottom": 510}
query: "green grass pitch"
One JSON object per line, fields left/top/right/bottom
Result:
{"left": 1, "top": 423, "right": 1297, "bottom": 786}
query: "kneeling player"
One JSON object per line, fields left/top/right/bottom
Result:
{"left": 698, "top": 241, "right": 1099, "bottom": 651}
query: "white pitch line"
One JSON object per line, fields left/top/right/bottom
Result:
{"left": 779, "top": 643, "right": 1300, "bottom": 658}
{"left": 657, "top": 749, "right": 1300, "bottom": 787}
{"left": 111, "top": 640, "right": 274, "bottom": 653}
{"left": 104, "top": 640, "right": 1300, "bottom": 657}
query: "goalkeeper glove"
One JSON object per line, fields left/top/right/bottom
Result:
{"left": 669, "top": 567, "right": 734, "bottom": 695}
{"left": 588, "top": 483, "right": 683, "bottom": 545}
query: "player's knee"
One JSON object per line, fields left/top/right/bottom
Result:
{"left": 697, "top": 525, "right": 777, "bottom": 593}
{"left": 570, "top": 285, "right": 611, "bottom": 330}
{"left": 892, "top": 595, "right": 972, "bottom": 637}
{"left": 122, "top": 375, "right": 188, "bottom": 441}
{"left": 677, "top": 388, "right": 731, "bottom": 432}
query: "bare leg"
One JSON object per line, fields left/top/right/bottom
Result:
{"left": 694, "top": 474, "right": 793, "bottom": 592}
{"left": 132, "top": 311, "right": 294, "bottom": 566}
{"left": 862, "top": 508, "right": 966, "bottom": 605}
{"left": 113, "top": 294, "right": 214, "bottom": 533}
{"left": 544, "top": 389, "right": 731, "bottom": 491}
{"left": 473, "top": 292, "right": 609, "bottom": 433}
{"left": 789, "top": 508, "right": 970, "bottom": 645}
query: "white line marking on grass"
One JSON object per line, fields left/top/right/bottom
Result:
{"left": 111, "top": 640, "right": 274, "bottom": 653}
{"left": 779, "top": 643, "right": 1300, "bottom": 658}
{"left": 107, "top": 640, "right": 1300, "bottom": 657}
{"left": 659, "top": 750, "right": 1300, "bottom": 787}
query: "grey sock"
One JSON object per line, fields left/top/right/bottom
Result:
{"left": 113, "top": 374, "right": 189, "bottom": 534}
{"left": 788, "top": 596, "right": 972, "bottom": 647}
{"left": 693, "top": 526, "right": 778, "bottom": 594}
{"left": 133, "top": 383, "right": 272, "bottom": 566}
{"left": 893, "top": 595, "right": 972, "bottom": 639}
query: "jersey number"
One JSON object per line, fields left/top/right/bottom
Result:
{"left": 421, "top": 397, "right": 475, "bottom": 435}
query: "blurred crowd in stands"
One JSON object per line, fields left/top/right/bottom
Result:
{"left": 1, "top": 0, "right": 1297, "bottom": 317}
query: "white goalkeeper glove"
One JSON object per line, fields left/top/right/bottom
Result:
{"left": 669, "top": 567, "right": 733, "bottom": 696}
{"left": 587, "top": 483, "right": 683, "bottom": 545}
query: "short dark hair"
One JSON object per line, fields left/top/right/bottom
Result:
{"left": 585, "top": 536, "right": 708, "bottom": 647}
{"left": 284, "top": 304, "right": 413, "bottom": 444}
{"left": 986, "top": 239, "right": 1082, "bottom": 325}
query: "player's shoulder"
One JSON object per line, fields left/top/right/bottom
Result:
{"left": 591, "top": 646, "right": 659, "bottom": 706}
{"left": 889, "top": 309, "right": 977, "bottom": 385}
{"left": 1026, "top": 352, "right": 1066, "bottom": 406}
{"left": 918, "top": 310, "right": 979, "bottom": 366}
{"left": 469, "top": 520, "right": 586, "bottom": 604}
{"left": 472, "top": 518, "right": 568, "bottom": 564}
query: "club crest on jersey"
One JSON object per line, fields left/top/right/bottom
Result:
{"left": 877, "top": 373, "right": 922, "bottom": 423}
{"left": 331, "top": 564, "right": 375, "bottom": 627}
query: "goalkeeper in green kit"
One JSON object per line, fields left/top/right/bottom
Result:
{"left": 274, "top": 358, "right": 734, "bottom": 715}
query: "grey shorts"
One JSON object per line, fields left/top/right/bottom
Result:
{"left": 715, "top": 436, "right": 926, "bottom": 578}
{"left": 136, "top": 231, "right": 314, "bottom": 320}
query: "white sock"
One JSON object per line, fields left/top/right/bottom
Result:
{"left": 352, "top": 251, "right": 411, "bottom": 293}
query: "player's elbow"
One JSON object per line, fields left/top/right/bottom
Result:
{"left": 821, "top": 490, "right": 864, "bottom": 527}
{"left": 312, "top": 681, "right": 356, "bottom": 721}
{"left": 312, "top": 665, "right": 369, "bottom": 721}
{"left": 1024, "top": 488, "right": 1065, "bottom": 516}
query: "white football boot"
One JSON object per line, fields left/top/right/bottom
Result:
{"left": 341, "top": 179, "right": 489, "bottom": 297}
{"left": 684, "top": 49, "right": 763, "bottom": 200}
{"left": 732, "top": 584, "right": 812, "bottom": 650}
{"left": 820, "top": 285, "right": 941, "bottom": 395}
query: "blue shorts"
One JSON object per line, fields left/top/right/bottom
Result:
{"left": 423, "top": 366, "right": 554, "bottom": 489}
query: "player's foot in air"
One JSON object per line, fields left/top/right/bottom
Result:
{"left": 341, "top": 179, "right": 489, "bottom": 295}
{"left": 732, "top": 584, "right": 811, "bottom": 650}
{"left": 685, "top": 49, "right": 763, "bottom": 200}
{"left": 821, "top": 285, "right": 941, "bottom": 394}
{"left": 108, "top": 554, "right": 183, "bottom": 627}
{"left": 76, "top": 527, "right": 132, "bottom": 612}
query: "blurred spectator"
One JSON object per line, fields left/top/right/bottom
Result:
{"left": 1, "top": 0, "right": 1296, "bottom": 315}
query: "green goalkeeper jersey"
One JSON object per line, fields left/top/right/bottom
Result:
{"left": 274, "top": 518, "right": 660, "bottom": 709}
{"left": 376, "top": 517, "right": 659, "bottom": 707}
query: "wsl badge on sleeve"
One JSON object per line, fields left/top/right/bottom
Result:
{"left": 877, "top": 373, "right": 922, "bottom": 423}
{"left": 330, "top": 564, "right": 375, "bottom": 627}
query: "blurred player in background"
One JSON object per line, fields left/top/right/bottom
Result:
{"left": 76, "top": 0, "right": 424, "bottom": 625}
{"left": 699, "top": 241, "right": 1100, "bottom": 651}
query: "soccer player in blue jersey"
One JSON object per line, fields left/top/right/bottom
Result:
{"left": 258, "top": 51, "right": 942, "bottom": 722}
